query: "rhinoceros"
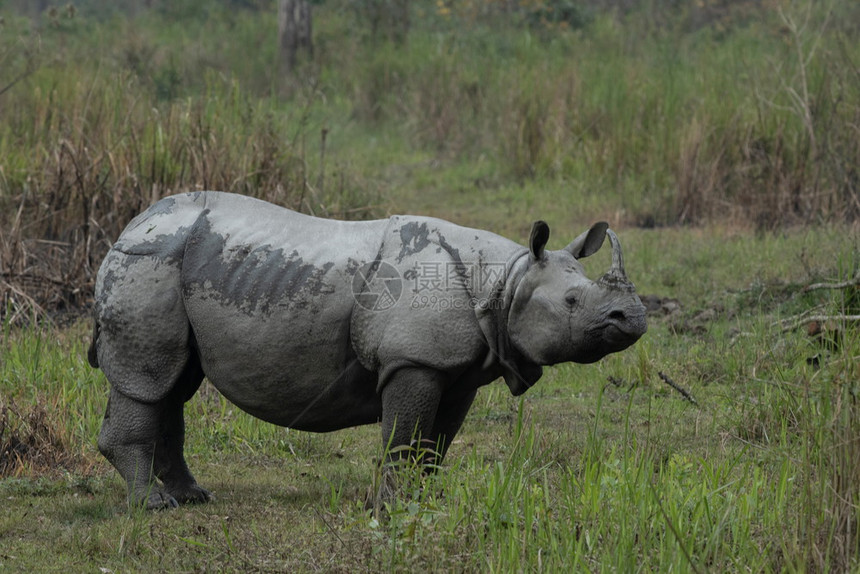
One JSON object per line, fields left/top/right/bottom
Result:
{"left": 88, "top": 191, "right": 646, "bottom": 509}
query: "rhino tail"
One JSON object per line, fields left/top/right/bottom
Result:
{"left": 87, "top": 318, "right": 100, "bottom": 368}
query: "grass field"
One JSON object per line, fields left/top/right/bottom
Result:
{"left": 2, "top": 1, "right": 860, "bottom": 572}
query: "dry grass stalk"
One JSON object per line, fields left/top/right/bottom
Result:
{"left": 0, "top": 399, "right": 87, "bottom": 478}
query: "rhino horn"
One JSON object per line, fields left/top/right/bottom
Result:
{"left": 599, "top": 229, "right": 635, "bottom": 291}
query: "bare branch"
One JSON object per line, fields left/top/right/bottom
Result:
{"left": 777, "top": 314, "right": 860, "bottom": 333}
{"left": 658, "top": 371, "right": 698, "bottom": 406}
{"left": 802, "top": 273, "right": 860, "bottom": 293}
{"left": 0, "top": 69, "right": 33, "bottom": 98}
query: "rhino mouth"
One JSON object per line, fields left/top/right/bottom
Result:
{"left": 603, "top": 323, "right": 641, "bottom": 343}
{"left": 600, "top": 317, "right": 646, "bottom": 348}
{"left": 558, "top": 323, "right": 641, "bottom": 365}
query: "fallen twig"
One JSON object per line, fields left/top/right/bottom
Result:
{"left": 658, "top": 371, "right": 698, "bottom": 406}
{"left": 776, "top": 314, "right": 860, "bottom": 333}
{"left": 802, "top": 272, "right": 860, "bottom": 293}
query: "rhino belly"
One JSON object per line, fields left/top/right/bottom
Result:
{"left": 185, "top": 296, "right": 381, "bottom": 431}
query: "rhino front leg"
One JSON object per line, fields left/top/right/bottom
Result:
{"left": 377, "top": 367, "right": 446, "bottom": 505}
{"left": 429, "top": 387, "right": 478, "bottom": 462}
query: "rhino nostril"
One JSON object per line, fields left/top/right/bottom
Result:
{"left": 608, "top": 310, "right": 626, "bottom": 321}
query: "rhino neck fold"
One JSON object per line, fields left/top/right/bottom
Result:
{"left": 474, "top": 249, "right": 543, "bottom": 396}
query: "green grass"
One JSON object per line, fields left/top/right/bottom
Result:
{"left": 2, "top": 224, "right": 858, "bottom": 571}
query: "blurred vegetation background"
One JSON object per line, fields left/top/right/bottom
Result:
{"left": 1, "top": 0, "right": 859, "bottom": 322}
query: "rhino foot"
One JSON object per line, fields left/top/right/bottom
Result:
{"left": 139, "top": 490, "right": 180, "bottom": 511}
{"left": 167, "top": 484, "right": 213, "bottom": 505}
{"left": 132, "top": 484, "right": 211, "bottom": 511}
{"left": 366, "top": 465, "right": 401, "bottom": 518}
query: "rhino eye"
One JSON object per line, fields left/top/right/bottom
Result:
{"left": 565, "top": 292, "right": 578, "bottom": 307}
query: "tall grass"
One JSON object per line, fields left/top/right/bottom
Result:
{"left": 318, "top": 1, "right": 860, "bottom": 225}
{"left": 2, "top": 1, "right": 859, "bottom": 320}
{"left": 0, "top": 74, "right": 306, "bottom": 319}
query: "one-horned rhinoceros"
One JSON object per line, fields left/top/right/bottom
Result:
{"left": 88, "top": 191, "right": 646, "bottom": 509}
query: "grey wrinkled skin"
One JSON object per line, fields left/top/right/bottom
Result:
{"left": 89, "top": 191, "right": 647, "bottom": 510}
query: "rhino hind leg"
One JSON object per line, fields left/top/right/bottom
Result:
{"left": 153, "top": 355, "right": 211, "bottom": 505}
{"left": 98, "top": 390, "right": 176, "bottom": 509}
{"left": 94, "top": 250, "right": 211, "bottom": 508}
{"left": 98, "top": 354, "right": 208, "bottom": 510}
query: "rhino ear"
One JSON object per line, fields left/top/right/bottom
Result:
{"left": 529, "top": 221, "right": 550, "bottom": 261}
{"left": 564, "top": 221, "right": 609, "bottom": 259}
